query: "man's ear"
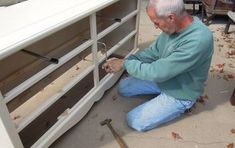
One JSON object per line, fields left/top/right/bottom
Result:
{"left": 168, "top": 13, "right": 176, "bottom": 23}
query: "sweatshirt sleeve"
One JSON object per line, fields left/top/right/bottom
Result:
{"left": 124, "top": 38, "right": 213, "bottom": 83}
{"left": 126, "top": 39, "right": 160, "bottom": 63}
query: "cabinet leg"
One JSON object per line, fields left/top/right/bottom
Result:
{"left": 224, "top": 19, "right": 233, "bottom": 34}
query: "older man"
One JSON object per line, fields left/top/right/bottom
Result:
{"left": 102, "top": 0, "right": 213, "bottom": 132}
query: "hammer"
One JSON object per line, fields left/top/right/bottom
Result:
{"left": 100, "top": 119, "right": 128, "bottom": 148}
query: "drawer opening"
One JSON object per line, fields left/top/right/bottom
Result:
{"left": 0, "top": 17, "right": 90, "bottom": 96}
{"left": 18, "top": 71, "right": 94, "bottom": 148}
{"left": 97, "top": 16, "right": 137, "bottom": 61}
{"left": 96, "top": 0, "right": 137, "bottom": 34}
{"left": 8, "top": 45, "right": 93, "bottom": 131}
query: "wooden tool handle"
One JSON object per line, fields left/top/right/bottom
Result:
{"left": 230, "top": 88, "right": 235, "bottom": 106}
{"left": 107, "top": 124, "right": 128, "bottom": 148}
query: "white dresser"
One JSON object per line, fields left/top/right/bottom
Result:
{"left": 0, "top": 0, "right": 140, "bottom": 147}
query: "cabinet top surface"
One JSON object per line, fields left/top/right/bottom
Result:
{"left": 0, "top": 0, "right": 118, "bottom": 60}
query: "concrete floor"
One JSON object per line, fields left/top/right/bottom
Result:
{"left": 51, "top": 1, "right": 235, "bottom": 148}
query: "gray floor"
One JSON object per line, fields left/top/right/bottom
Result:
{"left": 51, "top": 1, "right": 235, "bottom": 148}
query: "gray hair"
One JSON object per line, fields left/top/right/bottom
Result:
{"left": 148, "top": 0, "right": 185, "bottom": 17}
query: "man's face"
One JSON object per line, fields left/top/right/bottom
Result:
{"left": 146, "top": 7, "right": 176, "bottom": 34}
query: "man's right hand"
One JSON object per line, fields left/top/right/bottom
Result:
{"left": 102, "top": 57, "right": 124, "bottom": 73}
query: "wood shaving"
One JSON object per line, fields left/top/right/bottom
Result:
{"left": 228, "top": 63, "right": 234, "bottom": 68}
{"left": 197, "top": 97, "right": 205, "bottom": 104}
{"left": 76, "top": 66, "right": 80, "bottom": 70}
{"left": 227, "top": 143, "right": 234, "bottom": 148}
{"left": 227, "top": 74, "right": 234, "bottom": 79}
{"left": 231, "top": 128, "right": 235, "bottom": 134}
{"left": 223, "top": 75, "right": 229, "bottom": 81}
{"left": 13, "top": 115, "right": 21, "bottom": 120}
{"left": 215, "top": 63, "right": 225, "bottom": 73}
{"left": 228, "top": 44, "right": 235, "bottom": 49}
{"left": 227, "top": 50, "right": 235, "bottom": 56}
{"left": 223, "top": 74, "right": 234, "bottom": 81}
{"left": 219, "top": 69, "right": 224, "bottom": 73}
{"left": 225, "top": 39, "right": 232, "bottom": 43}
{"left": 210, "top": 68, "right": 216, "bottom": 73}
{"left": 171, "top": 132, "right": 182, "bottom": 140}
{"left": 197, "top": 95, "right": 209, "bottom": 104}
{"left": 218, "top": 44, "right": 224, "bottom": 48}
{"left": 216, "top": 63, "right": 226, "bottom": 69}
{"left": 112, "top": 95, "right": 117, "bottom": 101}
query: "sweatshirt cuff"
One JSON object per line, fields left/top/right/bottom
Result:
{"left": 126, "top": 54, "right": 140, "bottom": 60}
{"left": 123, "top": 59, "right": 129, "bottom": 70}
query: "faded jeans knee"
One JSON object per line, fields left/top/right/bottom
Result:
{"left": 125, "top": 93, "right": 195, "bottom": 132}
{"left": 126, "top": 111, "right": 152, "bottom": 132}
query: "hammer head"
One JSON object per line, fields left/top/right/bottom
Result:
{"left": 100, "top": 118, "right": 112, "bottom": 126}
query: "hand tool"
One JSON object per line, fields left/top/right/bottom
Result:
{"left": 230, "top": 88, "right": 235, "bottom": 106}
{"left": 100, "top": 118, "right": 128, "bottom": 148}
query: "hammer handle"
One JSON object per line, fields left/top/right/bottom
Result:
{"left": 230, "top": 88, "right": 235, "bottom": 106}
{"left": 107, "top": 124, "right": 128, "bottom": 148}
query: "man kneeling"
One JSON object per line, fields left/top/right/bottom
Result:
{"left": 102, "top": 0, "right": 213, "bottom": 132}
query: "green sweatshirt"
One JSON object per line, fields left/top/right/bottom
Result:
{"left": 124, "top": 17, "right": 214, "bottom": 101}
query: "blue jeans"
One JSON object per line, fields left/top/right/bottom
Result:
{"left": 119, "top": 77, "right": 195, "bottom": 132}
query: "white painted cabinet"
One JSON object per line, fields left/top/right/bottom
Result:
{"left": 0, "top": 0, "right": 140, "bottom": 147}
